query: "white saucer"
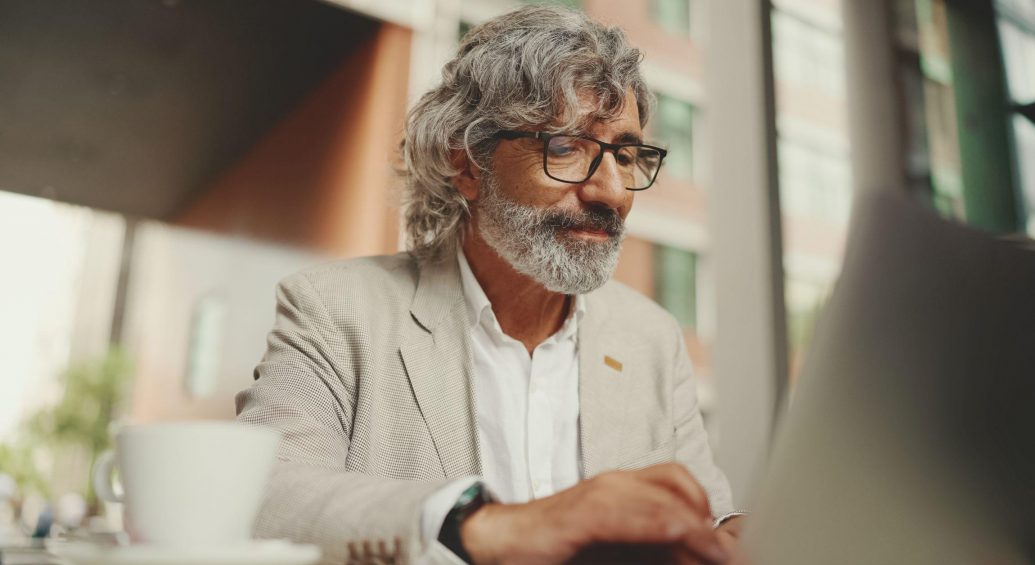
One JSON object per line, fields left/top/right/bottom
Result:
{"left": 47, "top": 539, "right": 321, "bottom": 565}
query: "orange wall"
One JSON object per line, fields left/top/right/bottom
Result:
{"left": 177, "top": 23, "right": 412, "bottom": 258}
{"left": 613, "top": 236, "right": 714, "bottom": 378}
{"left": 583, "top": 0, "right": 703, "bottom": 80}
{"left": 614, "top": 235, "right": 656, "bottom": 298}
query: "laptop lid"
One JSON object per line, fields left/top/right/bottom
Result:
{"left": 743, "top": 193, "right": 1035, "bottom": 564}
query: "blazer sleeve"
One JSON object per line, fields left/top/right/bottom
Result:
{"left": 236, "top": 273, "right": 452, "bottom": 565}
{"left": 671, "top": 329, "right": 737, "bottom": 519}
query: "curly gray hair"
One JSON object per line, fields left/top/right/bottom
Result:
{"left": 399, "top": 4, "right": 654, "bottom": 262}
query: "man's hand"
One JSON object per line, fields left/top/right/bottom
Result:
{"left": 458, "top": 463, "right": 730, "bottom": 565}
{"left": 715, "top": 515, "right": 745, "bottom": 549}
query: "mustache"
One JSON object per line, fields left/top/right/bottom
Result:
{"left": 541, "top": 205, "right": 624, "bottom": 237}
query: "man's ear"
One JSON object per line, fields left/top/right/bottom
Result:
{"left": 449, "top": 149, "right": 481, "bottom": 201}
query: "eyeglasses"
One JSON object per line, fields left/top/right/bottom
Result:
{"left": 493, "top": 130, "right": 668, "bottom": 191}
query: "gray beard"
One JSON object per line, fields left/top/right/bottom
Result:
{"left": 475, "top": 175, "right": 625, "bottom": 294}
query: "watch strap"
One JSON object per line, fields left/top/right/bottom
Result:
{"left": 438, "top": 482, "right": 492, "bottom": 563}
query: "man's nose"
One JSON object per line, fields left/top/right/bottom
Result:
{"left": 578, "top": 151, "right": 627, "bottom": 211}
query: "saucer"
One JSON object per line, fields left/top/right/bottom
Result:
{"left": 47, "top": 539, "right": 321, "bottom": 565}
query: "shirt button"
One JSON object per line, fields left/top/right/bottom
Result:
{"left": 532, "top": 480, "right": 541, "bottom": 490}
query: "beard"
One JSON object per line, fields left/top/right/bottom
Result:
{"left": 475, "top": 174, "right": 625, "bottom": 294}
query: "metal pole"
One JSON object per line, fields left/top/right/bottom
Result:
{"left": 842, "top": 0, "right": 907, "bottom": 196}
{"left": 707, "top": 0, "right": 788, "bottom": 507}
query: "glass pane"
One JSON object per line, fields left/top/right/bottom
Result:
{"left": 997, "top": 0, "right": 1035, "bottom": 27}
{"left": 1014, "top": 115, "right": 1035, "bottom": 235}
{"left": 654, "top": 92, "right": 695, "bottom": 181}
{"left": 778, "top": 139, "right": 852, "bottom": 222}
{"left": 652, "top": 0, "right": 692, "bottom": 36}
{"left": 545, "top": 136, "right": 595, "bottom": 181}
{"left": 654, "top": 245, "right": 697, "bottom": 328}
{"left": 923, "top": 78, "right": 965, "bottom": 217}
{"left": 784, "top": 277, "right": 830, "bottom": 382}
{"left": 772, "top": 10, "right": 845, "bottom": 98}
{"left": 631, "top": 147, "right": 663, "bottom": 189}
{"left": 523, "top": 0, "right": 581, "bottom": 8}
{"left": 771, "top": 3, "right": 851, "bottom": 384}
{"left": 902, "top": 62, "right": 933, "bottom": 181}
{"left": 998, "top": 20, "right": 1035, "bottom": 102}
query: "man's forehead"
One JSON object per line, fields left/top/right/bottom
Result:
{"left": 569, "top": 89, "right": 643, "bottom": 141}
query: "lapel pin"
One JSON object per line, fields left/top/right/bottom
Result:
{"left": 604, "top": 356, "right": 623, "bottom": 372}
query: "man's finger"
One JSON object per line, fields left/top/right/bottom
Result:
{"left": 681, "top": 524, "right": 732, "bottom": 564}
{"left": 633, "top": 463, "right": 713, "bottom": 517}
{"left": 587, "top": 484, "right": 709, "bottom": 545}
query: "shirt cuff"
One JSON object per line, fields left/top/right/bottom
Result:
{"left": 713, "top": 511, "right": 749, "bottom": 529}
{"left": 420, "top": 477, "right": 483, "bottom": 547}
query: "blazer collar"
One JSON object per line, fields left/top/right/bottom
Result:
{"left": 404, "top": 254, "right": 632, "bottom": 480}
{"left": 401, "top": 254, "right": 482, "bottom": 478}
{"left": 409, "top": 255, "right": 465, "bottom": 333}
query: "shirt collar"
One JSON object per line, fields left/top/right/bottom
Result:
{"left": 456, "top": 249, "right": 585, "bottom": 342}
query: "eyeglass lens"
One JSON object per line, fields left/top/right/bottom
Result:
{"left": 545, "top": 136, "right": 662, "bottom": 189}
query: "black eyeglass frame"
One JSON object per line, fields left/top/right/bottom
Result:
{"left": 493, "top": 130, "right": 668, "bottom": 191}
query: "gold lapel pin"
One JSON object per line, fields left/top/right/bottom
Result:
{"left": 604, "top": 355, "right": 623, "bottom": 372}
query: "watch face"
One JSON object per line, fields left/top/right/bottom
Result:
{"left": 454, "top": 483, "right": 489, "bottom": 518}
{"left": 456, "top": 484, "right": 482, "bottom": 507}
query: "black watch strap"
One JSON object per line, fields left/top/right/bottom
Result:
{"left": 438, "top": 483, "right": 491, "bottom": 564}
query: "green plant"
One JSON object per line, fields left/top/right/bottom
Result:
{"left": 22, "top": 347, "right": 134, "bottom": 507}
{"left": 0, "top": 442, "right": 48, "bottom": 498}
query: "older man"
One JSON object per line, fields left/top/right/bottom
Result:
{"left": 237, "top": 5, "right": 742, "bottom": 565}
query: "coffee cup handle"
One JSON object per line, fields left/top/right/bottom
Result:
{"left": 92, "top": 450, "right": 123, "bottom": 503}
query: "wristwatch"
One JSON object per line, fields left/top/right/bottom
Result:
{"left": 438, "top": 483, "right": 493, "bottom": 564}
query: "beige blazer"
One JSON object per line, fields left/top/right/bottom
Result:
{"left": 236, "top": 252, "right": 734, "bottom": 565}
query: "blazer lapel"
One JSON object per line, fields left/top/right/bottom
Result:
{"left": 400, "top": 256, "right": 482, "bottom": 479}
{"left": 578, "top": 290, "right": 637, "bottom": 477}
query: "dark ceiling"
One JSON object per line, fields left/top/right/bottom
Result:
{"left": 0, "top": 0, "right": 378, "bottom": 219}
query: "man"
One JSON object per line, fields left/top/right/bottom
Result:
{"left": 237, "top": 5, "right": 743, "bottom": 564}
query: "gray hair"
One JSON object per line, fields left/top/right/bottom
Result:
{"left": 399, "top": 4, "right": 654, "bottom": 262}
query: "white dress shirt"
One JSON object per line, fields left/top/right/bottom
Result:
{"left": 420, "top": 250, "right": 585, "bottom": 557}
{"left": 460, "top": 249, "right": 585, "bottom": 503}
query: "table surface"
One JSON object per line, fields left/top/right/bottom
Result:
{"left": 0, "top": 545, "right": 63, "bottom": 565}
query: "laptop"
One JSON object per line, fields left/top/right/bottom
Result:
{"left": 743, "top": 192, "right": 1035, "bottom": 564}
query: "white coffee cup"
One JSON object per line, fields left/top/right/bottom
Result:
{"left": 92, "top": 421, "right": 280, "bottom": 547}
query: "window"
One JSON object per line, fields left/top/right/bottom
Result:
{"left": 772, "top": 10, "right": 846, "bottom": 98}
{"left": 654, "top": 245, "right": 697, "bottom": 328}
{"left": 785, "top": 276, "right": 831, "bottom": 381}
{"left": 997, "top": 5, "right": 1035, "bottom": 234}
{"left": 523, "top": 0, "right": 581, "bottom": 9}
{"left": 901, "top": 60, "right": 931, "bottom": 175}
{"left": 654, "top": 92, "right": 695, "bottom": 181}
{"left": 778, "top": 138, "right": 852, "bottom": 223}
{"left": 997, "top": 0, "right": 1035, "bottom": 29}
{"left": 458, "top": 20, "right": 472, "bottom": 42}
{"left": 1015, "top": 115, "right": 1035, "bottom": 234}
{"left": 998, "top": 19, "right": 1035, "bottom": 101}
{"left": 652, "top": 0, "right": 692, "bottom": 36}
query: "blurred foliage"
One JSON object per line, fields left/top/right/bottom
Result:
{"left": 0, "top": 443, "right": 48, "bottom": 498}
{"left": 788, "top": 299, "right": 824, "bottom": 352}
{"left": 26, "top": 347, "right": 132, "bottom": 459}
{"left": 0, "top": 348, "right": 133, "bottom": 508}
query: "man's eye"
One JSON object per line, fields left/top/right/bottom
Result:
{"left": 547, "top": 140, "right": 577, "bottom": 156}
